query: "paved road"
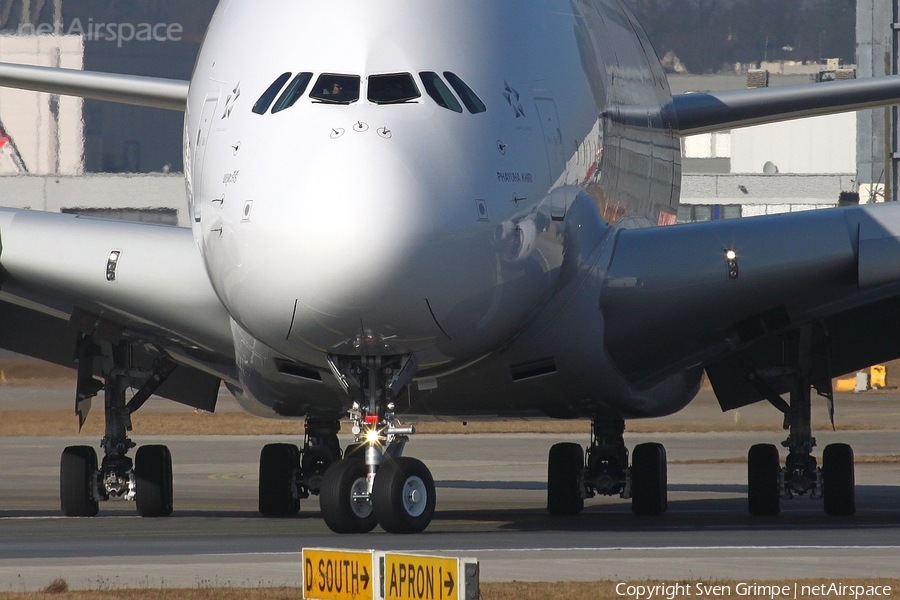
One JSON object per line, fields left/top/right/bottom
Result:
{"left": 1, "top": 431, "right": 899, "bottom": 590}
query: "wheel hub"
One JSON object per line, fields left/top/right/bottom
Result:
{"left": 402, "top": 476, "right": 427, "bottom": 517}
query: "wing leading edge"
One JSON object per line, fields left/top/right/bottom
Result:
{"left": 0, "top": 209, "right": 236, "bottom": 408}
{"left": 671, "top": 74, "right": 900, "bottom": 135}
{"left": 0, "top": 62, "right": 188, "bottom": 111}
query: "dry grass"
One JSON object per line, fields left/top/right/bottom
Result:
{"left": 0, "top": 360, "right": 73, "bottom": 383}
{"left": 0, "top": 410, "right": 311, "bottom": 437}
{"left": 2, "top": 409, "right": 900, "bottom": 438}
{"left": 1, "top": 580, "right": 899, "bottom": 599}
{"left": 0, "top": 410, "right": 831, "bottom": 437}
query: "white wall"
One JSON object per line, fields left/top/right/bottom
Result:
{"left": 730, "top": 112, "right": 856, "bottom": 174}
{"left": 0, "top": 34, "right": 84, "bottom": 175}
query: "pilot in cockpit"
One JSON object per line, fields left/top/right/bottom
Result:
{"left": 323, "top": 81, "right": 342, "bottom": 97}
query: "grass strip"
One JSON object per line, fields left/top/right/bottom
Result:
{"left": 4, "top": 410, "right": 893, "bottom": 437}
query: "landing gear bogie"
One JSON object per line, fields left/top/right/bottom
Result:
{"left": 741, "top": 326, "right": 858, "bottom": 518}
{"left": 59, "top": 339, "right": 180, "bottom": 518}
{"left": 545, "top": 417, "right": 668, "bottom": 517}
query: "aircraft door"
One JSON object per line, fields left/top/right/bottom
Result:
{"left": 191, "top": 93, "right": 220, "bottom": 223}
{"left": 535, "top": 97, "right": 565, "bottom": 175}
{"left": 534, "top": 97, "right": 567, "bottom": 218}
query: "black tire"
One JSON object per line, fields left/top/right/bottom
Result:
{"left": 320, "top": 459, "right": 378, "bottom": 534}
{"left": 372, "top": 457, "right": 436, "bottom": 534}
{"left": 547, "top": 442, "right": 585, "bottom": 516}
{"left": 631, "top": 442, "right": 667, "bottom": 516}
{"left": 823, "top": 443, "right": 855, "bottom": 516}
{"left": 748, "top": 443, "right": 781, "bottom": 516}
{"left": 60, "top": 446, "right": 99, "bottom": 517}
{"left": 259, "top": 443, "right": 301, "bottom": 516}
{"left": 344, "top": 443, "right": 365, "bottom": 461}
{"left": 135, "top": 445, "right": 173, "bottom": 517}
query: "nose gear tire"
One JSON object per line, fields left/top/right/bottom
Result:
{"left": 372, "top": 457, "right": 436, "bottom": 534}
{"left": 135, "top": 445, "right": 174, "bottom": 517}
{"left": 60, "top": 446, "right": 99, "bottom": 517}
{"left": 258, "top": 443, "right": 301, "bottom": 517}
{"left": 547, "top": 442, "right": 585, "bottom": 516}
{"left": 320, "top": 459, "right": 378, "bottom": 534}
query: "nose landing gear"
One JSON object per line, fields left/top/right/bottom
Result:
{"left": 319, "top": 401, "right": 434, "bottom": 534}
{"left": 318, "top": 344, "right": 435, "bottom": 534}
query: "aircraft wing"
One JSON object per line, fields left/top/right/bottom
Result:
{"left": 672, "top": 75, "right": 900, "bottom": 135}
{"left": 600, "top": 202, "right": 900, "bottom": 409}
{"left": 0, "top": 208, "right": 236, "bottom": 410}
{"left": 0, "top": 62, "right": 188, "bottom": 111}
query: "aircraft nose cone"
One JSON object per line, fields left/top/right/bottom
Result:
{"left": 231, "top": 137, "right": 436, "bottom": 354}
{"left": 288, "top": 141, "right": 431, "bottom": 309}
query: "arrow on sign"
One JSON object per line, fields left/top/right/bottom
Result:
{"left": 444, "top": 570, "right": 455, "bottom": 596}
{"left": 361, "top": 565, "right": 370, "bottom": 590}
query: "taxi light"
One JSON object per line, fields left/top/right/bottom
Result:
{"left": 365, "top": 429, "right": 381, "bottom": 443}
{"left": 725, "top": 248, "right": 739, "bottom": 280}
{"left": 106, "top": 250, "right": 121, "bottom": 282}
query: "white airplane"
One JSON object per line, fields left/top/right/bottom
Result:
{"left": 2, "top": 0, "right": 900, "bottom": 534}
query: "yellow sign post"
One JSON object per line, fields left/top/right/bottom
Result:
{"left": 303, "top": 548, "right": 375, "bottom": 600}
{"left": 382, "top": 553, "right": 478, "bottom": 600}
{"left": 301, "top": 548, "right": 479, "bottom": 600}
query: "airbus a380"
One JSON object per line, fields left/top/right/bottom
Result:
{"left": 2, "top": 0, "right": 900, "bottom": 534}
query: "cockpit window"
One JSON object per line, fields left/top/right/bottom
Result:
{"left": 367, "top": 73, "right": 421, "bottom": 104}
{"left": 253, "top": 72, "right": 292, "bottom": 115}
{"left": 271, "top": 72, "right": 313, "bottom": 113}
{"left": 310, "top": 74, "right": 361, "bottom": 104}
{"left": 419, "top": 72, "right": 462, "bottom": 113}
{"left": 443, "top": 72, "right": 486, "bottom": 114}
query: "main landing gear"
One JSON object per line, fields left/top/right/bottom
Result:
{"left": 745, "top": 327, "right": 855, "bottom": 517}
{"left": 257, "top": 418, "right": 343, "bottom": 517}
{"left": 60, "top": 338, "right": 176, "bottom": 518}
{"left": 256, "top": 339, "right": 435, "bottom": 534}
{"left": 547, "top": 416, "right": 667, "bottom": 516}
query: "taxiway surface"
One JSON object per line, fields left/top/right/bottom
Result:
{"left": 1, "top": 424, "right": 900, "bottom": 590}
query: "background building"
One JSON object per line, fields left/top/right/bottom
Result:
{"left": 672, "top": 67, "right": 862, "bottom": 222}
{"left": 0, "top": 34, "right": 83, "bottom": 175}
{"left": 0, "top": 2, "right": 895, "bottom": 229}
